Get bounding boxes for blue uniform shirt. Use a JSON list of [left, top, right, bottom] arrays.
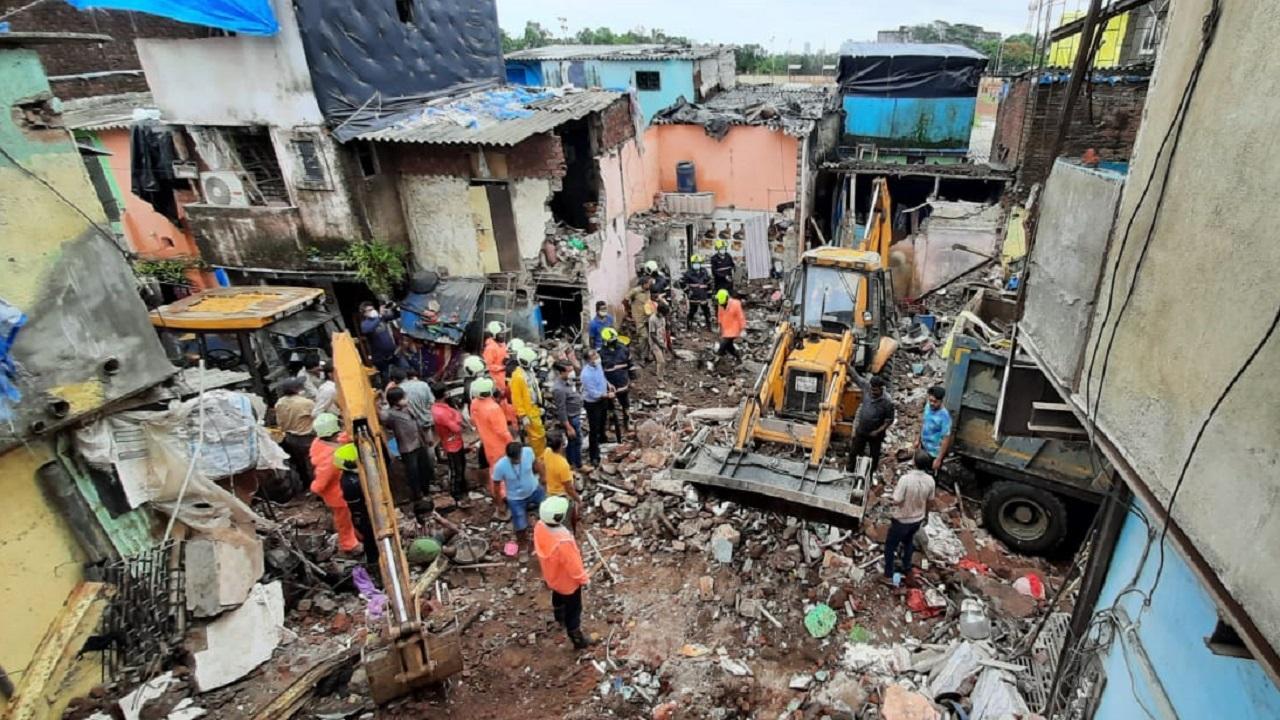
[[492, 446, 539, 501], [921, 404, 952, 458], [588, 314, 614, 349]]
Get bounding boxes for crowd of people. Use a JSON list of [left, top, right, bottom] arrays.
[[271, 244, 954, 649]]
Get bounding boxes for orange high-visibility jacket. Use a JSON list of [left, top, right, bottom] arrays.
[[533, 521, 589, 595], [718, 298, 745, 339], [483, 338, 508, 392], [471, 396, 512, 469]]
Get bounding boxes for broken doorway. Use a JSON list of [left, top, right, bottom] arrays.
[[550, 117, 599, 231], [469, 180, 521, 272], [536, 283, 584, 340]]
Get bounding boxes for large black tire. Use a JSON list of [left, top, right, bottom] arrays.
[[982, 481, 1069, 556]]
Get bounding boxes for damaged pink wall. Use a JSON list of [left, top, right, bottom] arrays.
[[99, 129, 213, 287], [654, 125, 798, 212], [589, 144, 650, 308]]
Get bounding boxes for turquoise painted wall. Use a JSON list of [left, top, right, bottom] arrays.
[[842, 95, 977, 150], [589, 59, 694, 123], [1089, 499, 1280, 719], [506, 57, 696, 124]]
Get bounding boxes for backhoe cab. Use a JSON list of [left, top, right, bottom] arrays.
[[672, 178, 899, 528]]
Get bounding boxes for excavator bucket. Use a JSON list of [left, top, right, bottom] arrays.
[[672, 427, 871, 528], [331, 331, 463, 703]]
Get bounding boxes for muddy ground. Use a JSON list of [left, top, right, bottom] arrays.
[[71, 283, 1070, 720]]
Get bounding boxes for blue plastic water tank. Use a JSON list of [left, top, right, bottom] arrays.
[[676, 161, 697, 193]]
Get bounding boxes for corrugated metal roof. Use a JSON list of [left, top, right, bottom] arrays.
[[838, 42, 987, 60], [356, 88, 623, 146], [506, 44, 724, 62], [62, 92, 155, 131]]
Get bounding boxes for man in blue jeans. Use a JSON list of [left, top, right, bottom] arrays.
[[881, 450, 936, 586], [491, 441, 546, 560]]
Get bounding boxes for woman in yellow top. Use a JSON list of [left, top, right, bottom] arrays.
[[509, 347, 547, 456], [536, 432, 581, 532]]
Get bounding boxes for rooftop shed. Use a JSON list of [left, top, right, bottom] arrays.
[[837, 42, 988, 153]]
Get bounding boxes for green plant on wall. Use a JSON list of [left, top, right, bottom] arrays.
[[342, 241, 406, 298], [133, 258, 204, 287]]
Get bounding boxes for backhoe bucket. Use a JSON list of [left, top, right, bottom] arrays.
[[672, 427, 870, 528], [365, 630, 464, 704]]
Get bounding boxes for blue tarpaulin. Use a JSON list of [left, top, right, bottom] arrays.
[[65, 0, 278, 35]]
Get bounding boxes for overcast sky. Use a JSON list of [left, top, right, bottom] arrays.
[[495, 0, 1046, 52]]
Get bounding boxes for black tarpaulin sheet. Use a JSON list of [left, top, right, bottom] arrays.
[[293, 0, 504, 125], [838, 54, 987, 98]]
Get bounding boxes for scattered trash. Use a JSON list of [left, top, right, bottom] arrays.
[[958, 598, 992, 640], [804, 603, 838, 638], [848, 625, 872, 644], [1014, 572, 1046, 600], [719, 657, 752, 676]]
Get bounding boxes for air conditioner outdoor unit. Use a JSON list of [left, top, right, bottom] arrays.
[[199, 171, 250, 207]]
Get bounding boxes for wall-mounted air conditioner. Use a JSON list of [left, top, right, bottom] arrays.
[[199, 171, 250, 207]]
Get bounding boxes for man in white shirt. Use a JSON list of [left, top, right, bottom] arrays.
[[882, 450, 936, 585]]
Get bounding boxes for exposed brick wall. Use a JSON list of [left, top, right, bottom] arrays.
[[992, 78, 1030, 168], [997, 73, 1150, 197], [0, 2, 207, 98], [392, 132, 566, 180], [598, 98, 635, 151]]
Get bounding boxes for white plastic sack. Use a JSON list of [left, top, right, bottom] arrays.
[[923, 514, 966, 564], [970, 668, 1030, 720], [927, 641, 991, 697], [76, 389, 280, 531]]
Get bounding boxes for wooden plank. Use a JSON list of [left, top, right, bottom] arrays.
[[3, 582, 113, 720], [249, 646, 361, 720]]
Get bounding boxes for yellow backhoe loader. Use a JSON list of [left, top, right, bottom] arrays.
[[672, 178, 899, 528], [331, 331, 463, 703]]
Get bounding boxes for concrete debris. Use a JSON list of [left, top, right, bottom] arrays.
[[686, 406, 739, 423], [788, 673, 813, 690], [842, 643, 913, 676], [698, 575, 715, 601], [719, 658, 752, 676], [922, 514, 966, 564], [117, 672, 179, 720], [709, 523, 741, 563], [646, 469, 686, 496], [881, 683, 941, 720], [185, 523, 264, 618], [189, 581, 285, 692]]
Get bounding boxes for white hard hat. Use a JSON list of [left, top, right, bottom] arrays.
[[486, 320, 506, 335], [539, 495, 570, 525]]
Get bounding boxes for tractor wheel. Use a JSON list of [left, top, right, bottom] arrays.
[[981, 481, 1068, 556]]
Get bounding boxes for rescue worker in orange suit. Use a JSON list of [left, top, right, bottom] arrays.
[[470, 377, 513, 504], [533, 495, 594, 650], [308, 413, 361, 554], [715, 289, 745, 362], [482, 321, 510, 394]]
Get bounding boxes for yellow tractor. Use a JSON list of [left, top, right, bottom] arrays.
[[330, 331, 463, 703], [673, 178, 899, 527]]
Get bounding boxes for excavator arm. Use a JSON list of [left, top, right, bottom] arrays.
[[331, 332, 462, 703]]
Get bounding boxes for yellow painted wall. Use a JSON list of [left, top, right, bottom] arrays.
[[0, 444, 102, 717], [1050, 12, 1130, 68]]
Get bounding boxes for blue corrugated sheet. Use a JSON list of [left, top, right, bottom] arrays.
[[66, 0, 278, 35], [842, 95, 976, 149]]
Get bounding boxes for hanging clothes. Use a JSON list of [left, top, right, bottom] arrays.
[[130, 124, 182, 225]]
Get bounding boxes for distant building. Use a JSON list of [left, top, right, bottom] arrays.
[[504, 44, 736, 123], [837, 42, 988, 161], [877, 22, 1001, 45], [1048, 3, 1168, 68]]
